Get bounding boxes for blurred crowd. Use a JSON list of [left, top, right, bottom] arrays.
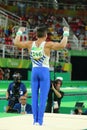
[[0, 1, 87, 74], [0, 67, 10, 80], [0, 11, 87, 51]]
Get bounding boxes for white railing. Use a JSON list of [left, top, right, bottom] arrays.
[[1, 1, 87, 10], [0, 10, 8, 30], [0, 44, 70, 63], [0, 7, 27, 27], [0, 44, 29, 59], [63, 17, 79, 49]]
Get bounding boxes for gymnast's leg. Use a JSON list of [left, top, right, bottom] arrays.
[[31, 68, 39, 124], [38, 67, 50, 125]]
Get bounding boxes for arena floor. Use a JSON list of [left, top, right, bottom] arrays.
[[0, 113, 87, 130]]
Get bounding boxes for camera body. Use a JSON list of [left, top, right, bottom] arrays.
[[50, 79, 62, 89], [50, 80, 56, 89], [13, 72, 21, 83], [12, 82, 20, 97], [9, 81, 20, 108]]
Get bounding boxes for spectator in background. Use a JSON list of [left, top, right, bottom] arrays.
[[45, 77, 64, 113], [4, 68, 10, 80], [66, 42, 71, 50], [0, 67, 4, 80], [6, 72, 27, 112], [55, 63, 62, 72], [13, 96, 32, 114]]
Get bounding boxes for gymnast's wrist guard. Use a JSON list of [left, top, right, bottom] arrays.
[[63, 31, 69, 37], [16, 30, 23, 36]]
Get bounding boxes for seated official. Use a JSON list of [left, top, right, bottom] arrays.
[[13, 96, 32, 114]]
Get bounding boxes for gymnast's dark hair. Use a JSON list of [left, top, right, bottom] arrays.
[[37, 26, 48, 38]]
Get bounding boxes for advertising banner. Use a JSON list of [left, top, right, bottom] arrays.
[[0, 58, 31, 68]]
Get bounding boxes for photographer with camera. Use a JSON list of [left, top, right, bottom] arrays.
[[6, 72, 27, 112], [45, 77, 64, 113]]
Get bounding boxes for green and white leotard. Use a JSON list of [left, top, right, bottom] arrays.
[[30, 41, 49, 68]]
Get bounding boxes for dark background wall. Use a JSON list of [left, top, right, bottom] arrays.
[[71, 56, 87, 80], [3, 68, 28, 80]]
